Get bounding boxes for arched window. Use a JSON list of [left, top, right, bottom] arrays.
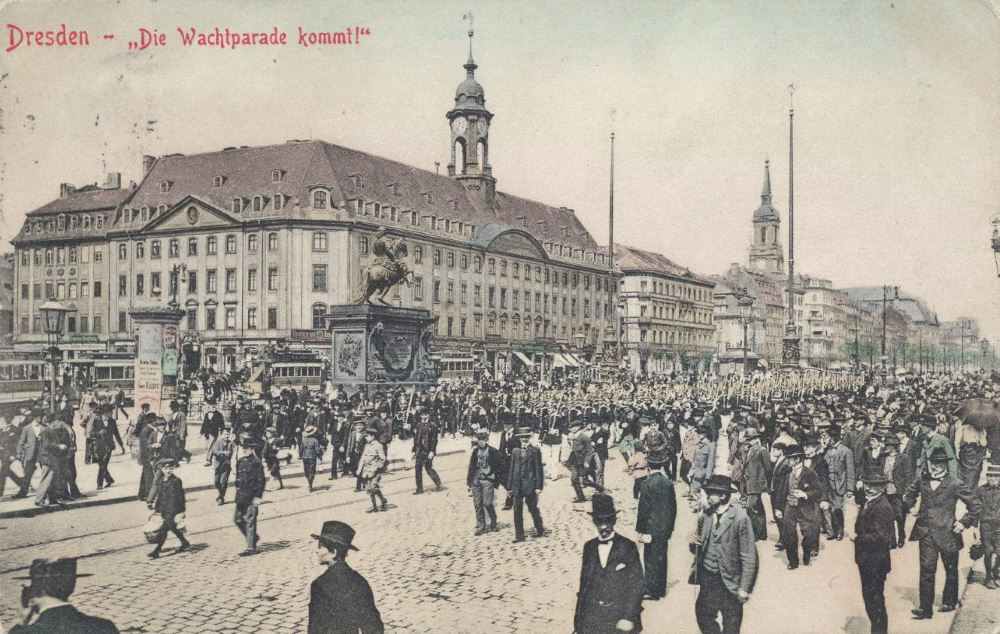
[[82, 215, 91, 229], [454, 138, 467, 174], [312, 190, 328, 209], [274, 194, 284, 210], [267, 232, 278, 251], [232, 198, 243, 213], [252, 196, 264, 212], [95, 216, 103, 229], [761, 227, 766, 243], [312, 303, 327, 329], [477, 139, 487, 167]]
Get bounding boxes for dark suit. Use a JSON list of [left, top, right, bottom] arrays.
[[781, 465, 822, 566], [308, 560, 384, 634], [412, 420, 441, 492], [903, 474, 981, 611], [507, 444, 545, 539], [11, 604, 118, 634], [152, 474, 189, 553], [740, 444, 770, 541], [575, 533, 644, 633], [635, 471, 677, 598], [690, 505, 759, 634], [15, 423, 42, 493], [234, 454, 266, 550], [854, 494, 896, 634]]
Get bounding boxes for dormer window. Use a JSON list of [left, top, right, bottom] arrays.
[[389, 207, 398, 222], [82, 215, 91, 229], [387, 183, 399, 195], [350, 174, 362, 187], [232, 198, 243, 213], [159, 180, 171, 193], [274, 194, 285, 211], [410, 211, 419, 226], [141, 207, 151, 222], [312, 190, 328, 209], [95, 216, 103, 229], [252, 196, 265, 212], [158, 204, 167, 215], [430, 216, 438, 230], [69, 216, 79, 230], [214, 175, 225, 187], [271, 169, 284, 183], [373, 203, 381, 219], [444, 219, 452, 232]]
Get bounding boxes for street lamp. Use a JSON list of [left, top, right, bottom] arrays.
[[573, 331, 586, 385], [39, 300, 74, 413], [738, 295, 754, 376]]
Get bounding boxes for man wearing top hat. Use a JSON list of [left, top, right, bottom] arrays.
[[914, 414, 958, 479], [689, 474, 758, 634], [309, 521, 384, 634], [574, 493, 644, 633], [903, 445, 981, 619], [777, 444, 821, 569], [635, 437, 677, 600], [852, 469, 896, 634], [467, 429, 502, 535], [12, 557, 118, 633], [507, 426, 545, 542]]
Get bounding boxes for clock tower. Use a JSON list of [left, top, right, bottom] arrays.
[[446, 28, 496, 207]]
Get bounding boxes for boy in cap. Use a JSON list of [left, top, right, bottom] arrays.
[[976, 463, 1000, 589], [300, 426, 321, 492], [636, 440, 677, 600], [13, 558, 117, 633], [211, 428, 235, 504], [309, 521, 384, 634], [148, 459, 191, 559], [574, 493, 644, 633], [359, 426, 388, 512]]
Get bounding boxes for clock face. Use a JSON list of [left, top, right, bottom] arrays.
[[477, 119, 488, 134], [452, 118, 468, 134]]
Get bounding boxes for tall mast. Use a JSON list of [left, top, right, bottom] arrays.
[[609, 132, 618, 355]]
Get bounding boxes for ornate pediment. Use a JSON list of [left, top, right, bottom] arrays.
[[139, 196, 239, 234]]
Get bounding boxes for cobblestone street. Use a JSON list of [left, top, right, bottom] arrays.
[[0, 441, 990, 634]]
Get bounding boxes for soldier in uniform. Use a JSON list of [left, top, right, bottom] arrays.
[[234, 435, 266, 556]]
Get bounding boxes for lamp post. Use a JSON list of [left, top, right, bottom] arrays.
[[573, 331, 586, 386], [39, 300, 74, 413], [738, 295, 754, 376]]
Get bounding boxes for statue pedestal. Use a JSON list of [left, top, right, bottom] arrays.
[[327, 305, 438, 390], [130, 306, 184, 417]]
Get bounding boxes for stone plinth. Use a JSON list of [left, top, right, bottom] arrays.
[[327, 304, 438, 388]]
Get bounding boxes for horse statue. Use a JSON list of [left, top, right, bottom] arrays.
[[354, 231, 413, 305]]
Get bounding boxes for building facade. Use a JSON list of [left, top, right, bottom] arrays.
[[12, 40, 612, 378], [616, 244, 715, 376]]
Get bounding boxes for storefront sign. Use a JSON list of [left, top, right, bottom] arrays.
[[291, 329, 328, 343]]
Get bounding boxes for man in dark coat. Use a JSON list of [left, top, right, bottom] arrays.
[[689, 474, 758, 634], [34, 416, 66, 507], [853, 471, 896, 634], [412, 411, 442, 493], [778, 444, 821, 569], [467, 430, 502, 535], [148, 459, 191, 558], [1, 414, 27, 497], [12, 557, 118, 633], [234, 438, 266, 556], [903, 446, 981, 619], [15, 411, 44, 497], [575, 494, 644, 633], [507, 427, 545, 542], [309, 521, 384, 634], [635, 439, 677, 600], [200, 404, 225, 465], [739, 429, 770, 541]]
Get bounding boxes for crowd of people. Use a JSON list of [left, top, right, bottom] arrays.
[[4, 366, 1000, 633]]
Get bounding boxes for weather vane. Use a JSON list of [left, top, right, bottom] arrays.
[[463, 11, 474, 37]]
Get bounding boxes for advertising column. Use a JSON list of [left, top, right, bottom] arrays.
[[130, 306, 184, 418]]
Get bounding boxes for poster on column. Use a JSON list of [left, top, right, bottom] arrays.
[[134, 322, 164, 415]]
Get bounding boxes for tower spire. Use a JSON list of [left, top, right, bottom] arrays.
[[464, 13, 476, 75], [761, 159, 772, 203]]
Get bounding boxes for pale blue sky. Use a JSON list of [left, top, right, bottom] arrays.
[[1, 0, 998, 336]]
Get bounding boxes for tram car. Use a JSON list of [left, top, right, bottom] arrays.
[[0, 351, 50, 413]]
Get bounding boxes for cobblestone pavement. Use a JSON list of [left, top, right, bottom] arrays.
[[0, 446, 984, 634]]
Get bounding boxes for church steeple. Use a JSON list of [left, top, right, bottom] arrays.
[[748, 159, 785, 275], [446, 21, 495, 207]]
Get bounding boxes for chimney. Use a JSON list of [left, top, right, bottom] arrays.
[[104, 172, 121, 189], [142, 155, 156, 176], [59, 183, 76, 198]]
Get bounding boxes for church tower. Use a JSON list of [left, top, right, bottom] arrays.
[[446, 27, 496, 207], [748, 160, 785, 275]]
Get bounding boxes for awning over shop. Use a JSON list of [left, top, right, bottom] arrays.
[[512, 351, 534, 367], [553, 353, 581, 368]]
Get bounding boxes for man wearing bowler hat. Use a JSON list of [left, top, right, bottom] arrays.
[[777, 443, 822, 569], [689, 474, 757, 634], [12, 557, 118, 633], [467, 429, 502, 535], [309, 521, 384, 634], [902, 445, 981, 619], [574, 493, 644, 633], [852, 469, 896, 634], [635, 436, 677, 600], [507, 426, 545, 542]]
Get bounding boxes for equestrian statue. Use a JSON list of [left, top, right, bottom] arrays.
[[354, 227, 413, 305]]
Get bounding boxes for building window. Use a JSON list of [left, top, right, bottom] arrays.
[[118, 312, 127, 332], [474, 285, 482, 307], [135, 274, 144, 296], [513, 262, 519, 278], [433, 280, 441, 304], [247, 307, 257, 329], [34, 249, 42, 265], [33, 283, 41, 299], [268, 267, 279, 290], [169, 239, 179, 258], [207, 270, 217, 293], [460, 283, 467, 305], [413, 277, 423, 301], [312, 190, 328, 209], [247, 269, 258, 291], [225, 307, 236, 329], [225, 269, 237, 293], [447, 281, 454, 303], [20, 251, 29, 266], [151, 273, 161, 295], [513, 289, 519, 310], [207, 236, 217, 255], [312, 264, 328, 292], [460, 318, 467, 337], [488, 286, 495, 308], [186, 309, 197, 329], [414, 246, 423, 264], [232, 198, 243, 213], [312, 304, 327, 329], [433, 249, 442, 266], [267, 307, 278, 329], [94, 247, 103, 262], [225, 235, 237, 254], [118, 275, 127, 297], [134, 242, 144, 259], [312, 232, 328, 251], [271, 169, 283, 182], [93, 316, 102, 334], [187, 271, 198, 294], [489, 258, 496, 275], [447, 317, 454, 337], [20, 284, 28, 300], [150, 240, 160, 259], [268, 232, 278, 251], [501, 260, 507, 277], [474, 256, 483, 273], [206, 307, 216, 330], [252, 196, 264, 212], [447, 252, 455, 268], [188, 237, 198, 256], [56, 248, 66, 265], [247, 234, 258, 252], [94, 281, 102, 297], [461, 254, 468, 270], [500, 288, 507, 309], [214, 175, 225, 187], [68, 247, 77, 264], [360, 237, 369, 254]]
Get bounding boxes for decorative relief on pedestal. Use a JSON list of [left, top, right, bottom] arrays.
[[336, 333, 363, 377]]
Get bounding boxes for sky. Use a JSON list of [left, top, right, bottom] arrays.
[[1, 0, 998, 337]]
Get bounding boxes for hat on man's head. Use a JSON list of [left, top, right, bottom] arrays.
[[303, 425, 317, 437], [14, 557, 93, 587], [141, 402, 151, 410], [927, 446, 952, 463], [475, 429, 490, 440], [364, 425, 379, 435], [587, 493, 618, 520], [703, 474, 738, 494], [157, 458, 179, 468], [783, 444, 805, 459], [861, 469, 889, 485], [311, 521, 359, 551], [514, 426, 533, 439]]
